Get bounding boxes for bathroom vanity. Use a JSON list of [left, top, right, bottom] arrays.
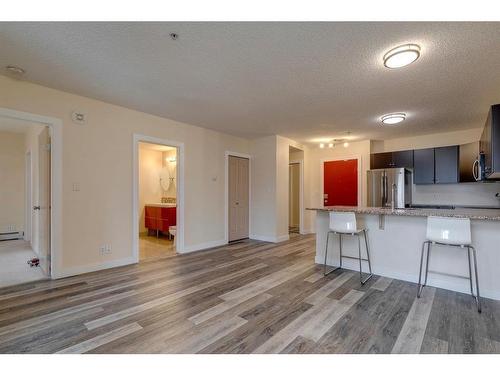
[[145, 204, 176, 235]]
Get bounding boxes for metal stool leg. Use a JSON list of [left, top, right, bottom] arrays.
[[469, 246, 482, 313], [417, 241, 430, 297], [324, 231, 340, 276], [357, 232, 373, 285], [339, 234, 343, 269], [363, 229, 373, 275]]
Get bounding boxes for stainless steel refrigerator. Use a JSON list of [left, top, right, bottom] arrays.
[[367, 168, 412, 208]]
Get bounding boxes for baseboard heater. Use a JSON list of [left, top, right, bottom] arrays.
[[0, 231, 24, 241]]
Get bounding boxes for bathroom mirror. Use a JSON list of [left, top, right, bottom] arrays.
[[159, 167, 171, 191]]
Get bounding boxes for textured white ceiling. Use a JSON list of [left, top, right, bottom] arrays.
[[1, 22, 499, 144]]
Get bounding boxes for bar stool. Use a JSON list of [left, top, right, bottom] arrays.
[[323, 211, 373, 284], [417, 216, 481, 313]]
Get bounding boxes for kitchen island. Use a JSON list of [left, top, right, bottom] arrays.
[[308, 206, 500, 300]]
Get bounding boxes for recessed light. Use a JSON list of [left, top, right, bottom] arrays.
[[381, 113, 406, 125], [383, 44, 420, 69], [5, 65, 25, 75]]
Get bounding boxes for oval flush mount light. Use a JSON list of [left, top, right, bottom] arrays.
[[381, 113, 406, 125], [383, 44, 421, 69]]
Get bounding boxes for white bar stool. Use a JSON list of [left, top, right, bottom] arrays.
[[323, 211, 373, 284], [417, 216, 481, 313]]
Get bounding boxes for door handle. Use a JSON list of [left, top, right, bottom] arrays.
[[33, 206, 41, 210]]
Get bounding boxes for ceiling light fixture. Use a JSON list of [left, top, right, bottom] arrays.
[[381, 113, 406, 125], [5, 65, 25, 75], [383, 44, 421, 69]]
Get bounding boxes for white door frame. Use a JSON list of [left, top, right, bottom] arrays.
[[132, 134, 185, 260], [0, 107, 63, 279], [24, 151, 32, 242], [320, 155, 363, 207], [289, 160, 305, 234], [224, 151, 251, 243]]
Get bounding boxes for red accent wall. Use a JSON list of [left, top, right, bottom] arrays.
[[323, 159, 358, 206]]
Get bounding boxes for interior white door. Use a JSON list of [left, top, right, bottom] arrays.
[[228, 156, 249, 242], [37, 127, 51, 275], [289, 163, 300, 228]]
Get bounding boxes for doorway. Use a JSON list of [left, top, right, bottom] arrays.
[[137, 141, 178, 261], [0, 116, 51, 287], [227, 154, 250, 242], [289, 163, 300, 234], [323, 158, 359, 206], [133, 134, 184, 261]]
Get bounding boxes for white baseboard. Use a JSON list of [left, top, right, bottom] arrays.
[[53, 256, 137, 279], [250, 234, 289, 243], [181, 239, 227, 253]]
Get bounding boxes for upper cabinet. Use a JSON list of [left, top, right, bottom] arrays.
[[372, 146, 460, 184], [413, 148, 435, 184], [392, 150, 414, 168], [434, 146, 459, 184], [370, 150, 414, 169], [413, 145, 459, 184]]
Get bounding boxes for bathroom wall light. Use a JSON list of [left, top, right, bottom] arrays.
[[343, 142, 349, 148], [383, 44, 421, 69], [328, 143, 334, 148], [381, 113, 406, 125], [319, 143, 325, 149]]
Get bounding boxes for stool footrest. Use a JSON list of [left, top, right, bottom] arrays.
[[341, 255, 370, 262]]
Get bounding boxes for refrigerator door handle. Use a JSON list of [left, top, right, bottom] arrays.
[[473, 159, 479, 181], [382, 174, 387, 206]]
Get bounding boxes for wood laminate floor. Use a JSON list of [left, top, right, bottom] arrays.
[[0, 234, 499, 354]]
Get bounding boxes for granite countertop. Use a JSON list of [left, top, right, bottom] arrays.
[[307, 206, 500, 221]]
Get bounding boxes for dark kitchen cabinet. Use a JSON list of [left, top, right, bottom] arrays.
[[434, 145, 459, 183], [414, 148, 435, 184], [370, 150, 413, 169], [370, 152, 393, 169], [392, 150, 414, 168]]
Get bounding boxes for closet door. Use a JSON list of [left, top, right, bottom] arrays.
[[228, 156, 249, 242]]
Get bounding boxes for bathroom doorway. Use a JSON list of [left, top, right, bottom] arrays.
[[0, 116, 52, 287], [133, 135, 184, 262]]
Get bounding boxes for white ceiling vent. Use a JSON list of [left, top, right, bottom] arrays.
[[71, 111, 86, 125]]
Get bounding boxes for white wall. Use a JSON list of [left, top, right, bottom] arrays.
[[371, 128, 483, 153], [0, 75, 250, 275], [249, 136, 278, 241], [138, 147, 164, 233], [0, 131, 25, 234]]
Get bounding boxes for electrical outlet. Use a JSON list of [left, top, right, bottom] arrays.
[[99, 244, 112, 255]]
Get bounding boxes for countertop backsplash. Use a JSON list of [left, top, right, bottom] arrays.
[[412, 181, 500, 208]]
